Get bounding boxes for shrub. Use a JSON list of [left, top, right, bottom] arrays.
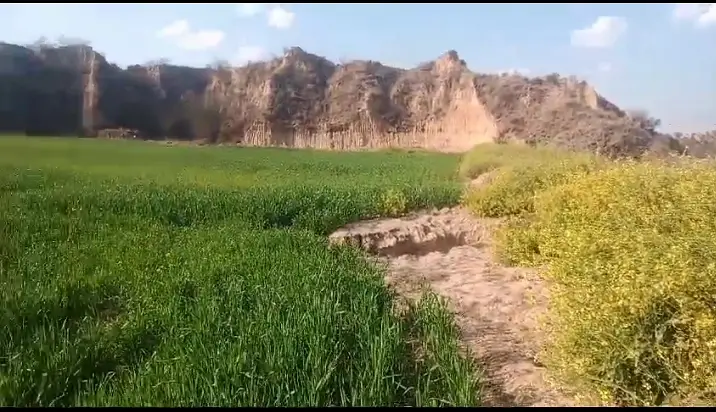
[[462, 143, 716, 405], [463, 154, 602, 218], [379, 188, 409, 217], [458, 143, 548, 180], [492, 217, 542, 267], [521, 162, 716, 405]]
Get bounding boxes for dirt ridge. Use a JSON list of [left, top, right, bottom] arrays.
[[0, 42, 668, 156], [329, 206, 575, 406]]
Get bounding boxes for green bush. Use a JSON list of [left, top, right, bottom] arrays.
[[461, 143, 716, 405], [459, 143, 542, 179], [492, 216, 543, 267], [379, 188, 409, 217], [507, 162, 716, 405]]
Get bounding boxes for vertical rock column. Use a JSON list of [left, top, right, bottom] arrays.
[[81, 48, 99, 136]]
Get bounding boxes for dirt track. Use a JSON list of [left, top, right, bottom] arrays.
[[329, 207, 574, 406]]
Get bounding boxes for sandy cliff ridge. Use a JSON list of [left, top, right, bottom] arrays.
[[0, 42, 674, 157], [206, 47, 654, 156]]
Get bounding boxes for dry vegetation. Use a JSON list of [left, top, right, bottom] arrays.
[[462, 143, 716, 406]]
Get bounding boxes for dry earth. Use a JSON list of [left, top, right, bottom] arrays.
[[329, 206, 574, 406]]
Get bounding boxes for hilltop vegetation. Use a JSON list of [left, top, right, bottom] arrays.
[[0, 136, 479, 406], [462, 144, 716, 406]]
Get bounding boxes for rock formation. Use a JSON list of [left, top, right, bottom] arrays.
[[0, 42, 212, 140], [0, 42, 685, 157]]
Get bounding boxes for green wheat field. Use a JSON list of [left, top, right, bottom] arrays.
[[0, 136, 481, 407]]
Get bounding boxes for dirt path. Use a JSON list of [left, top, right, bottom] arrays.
[[329, 207, 574, 406]]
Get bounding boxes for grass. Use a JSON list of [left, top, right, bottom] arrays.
[[461, 143, 716, 406], [0, 136, 481, 407]]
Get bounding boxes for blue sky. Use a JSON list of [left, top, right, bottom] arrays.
[[1, 3, 714, 133]]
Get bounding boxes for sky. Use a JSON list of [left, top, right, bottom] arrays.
[[0, 3, 714, 133]]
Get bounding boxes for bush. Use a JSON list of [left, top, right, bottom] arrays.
[[461, 143, 716, 405], [380, 188, 409, 217], [492, 216, 542, 267], [512, 162, 716, 405], [463, 153, 602, 218], [458, 143, 555, 180]]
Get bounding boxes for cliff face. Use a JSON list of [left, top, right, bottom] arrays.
[[206, 47, 655, 156], [0, 42, 213, 140], [0, 43, 668, 156], [206, 48, 498, 152]]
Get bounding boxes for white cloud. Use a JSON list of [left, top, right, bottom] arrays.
[[267, 5, 295, 29], [571, 16, 628, 48], [233, 45, 270, 65], [597, 62, 612, 73], [237, 3, 296, 30], [157, 19, 224, 51], [237, 3, 267, 17], [704, 6, 716, 25], [673, 3, 716, 28], [157, 20, 189, 38]]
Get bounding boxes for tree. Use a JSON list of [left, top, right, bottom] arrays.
[[628, 109, 661, 133], [207, 59, 231, 71], [145, 58, 171, 67]]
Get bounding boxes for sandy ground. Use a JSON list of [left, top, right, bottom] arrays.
[[329, 207, 574, 406]]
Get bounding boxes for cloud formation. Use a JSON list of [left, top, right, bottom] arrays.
[[571, 16, 627, 48], [673, 3, 716, 28], [157, 19, 224, 50], [267, 6, 295, 29], [237, 3, 295, 30], [157, 20, 189, 38]]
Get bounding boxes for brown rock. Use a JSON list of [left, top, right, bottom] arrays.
[[0, 43, 674, 157]]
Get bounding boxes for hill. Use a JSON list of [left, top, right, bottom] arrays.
[[0, 42, 684, 156]]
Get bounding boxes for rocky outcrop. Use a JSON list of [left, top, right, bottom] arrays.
[[0, 42, 213, 140], [677, 130, 716, 158], [0, 42, 673, 157]]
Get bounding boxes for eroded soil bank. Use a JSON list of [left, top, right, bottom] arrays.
[[329, 207, 574, 406]]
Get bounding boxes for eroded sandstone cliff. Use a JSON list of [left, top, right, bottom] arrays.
[[0, 42, 213, 140], [0, 42, 679, 157]]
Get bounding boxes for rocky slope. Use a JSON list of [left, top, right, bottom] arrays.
[[675, 130, 716, 158], [0, 42, 682, 157], [0, 42, 213, 140]]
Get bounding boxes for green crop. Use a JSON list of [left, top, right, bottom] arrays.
[[0, 136, 480, 407]]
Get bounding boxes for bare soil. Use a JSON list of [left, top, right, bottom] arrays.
[[329, 207, 575, 406]]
